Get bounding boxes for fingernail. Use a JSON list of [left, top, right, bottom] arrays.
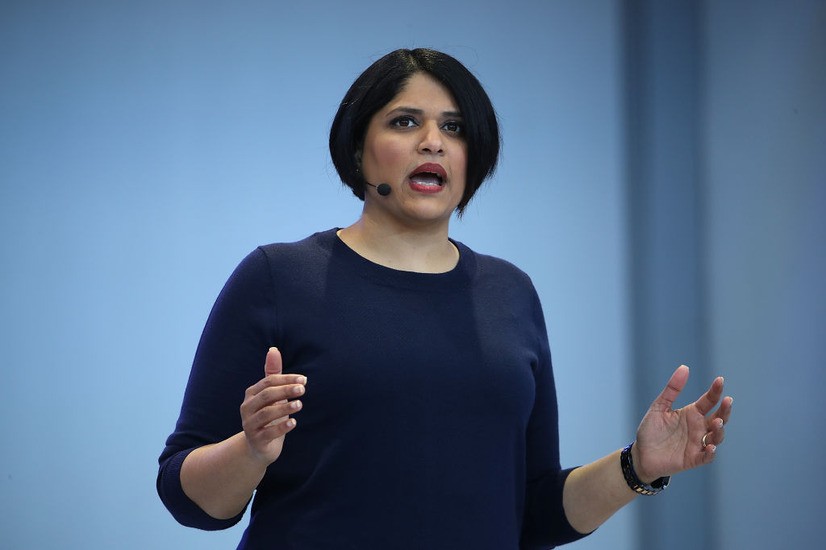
[[297, 376, 307, 385]]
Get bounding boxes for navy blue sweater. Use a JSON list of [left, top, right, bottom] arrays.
[[158, 229, 586, 549]]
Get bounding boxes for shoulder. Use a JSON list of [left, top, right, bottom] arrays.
[[458, 242, 550, 342], [258, 228, 337, 258], [457, 240, 536, 290], [219, 229, 338, 293], [253, 228, 338, 271]]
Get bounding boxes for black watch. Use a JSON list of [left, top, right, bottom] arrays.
[[620, 443, 670, 495]]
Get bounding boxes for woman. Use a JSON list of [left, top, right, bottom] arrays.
[[158, 48, 733, 549]]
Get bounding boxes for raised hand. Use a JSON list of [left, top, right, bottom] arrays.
[[240, 347, 307, 466], [632, 365, 733, 483]]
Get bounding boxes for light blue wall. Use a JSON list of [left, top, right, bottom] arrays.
[[704, 1, 826, 548], [4, 1, 821, 549], [622, 2, 716, 547], [0, 1, 631, 549]]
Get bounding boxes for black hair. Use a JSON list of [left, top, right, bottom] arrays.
[[329, 48, 500, 214]]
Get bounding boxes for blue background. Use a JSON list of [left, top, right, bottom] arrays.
[[1, 1, 823, 549]]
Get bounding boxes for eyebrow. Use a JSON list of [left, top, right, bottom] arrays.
[[386, 107, 463, 118]]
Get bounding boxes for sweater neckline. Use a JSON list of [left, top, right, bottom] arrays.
[[320, 228, 476, 291]]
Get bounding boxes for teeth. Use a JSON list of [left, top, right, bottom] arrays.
[[411, 172, 443, 186]]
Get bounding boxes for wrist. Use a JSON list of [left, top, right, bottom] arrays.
[[620, 443, 669, 496], [629, 441, 655, 484], [239, 432, 277, 471]]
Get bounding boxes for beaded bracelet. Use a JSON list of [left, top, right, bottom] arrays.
[[620, 443, 670, 495]]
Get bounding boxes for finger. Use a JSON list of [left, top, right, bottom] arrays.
[[694, 376, 724, 416], [242, 382, 306, 420], [699, 397, 730, 455], [702, 444, 717, 463], [245, 398, 303, 432], [245, 374, 307, 401], [264, 347, 283, 377], [261, 382, 306, 406], [713, 424, 725, 446], [249, 413, 299, 441], [259, 399, 304, 429], [262, 416, 298, 436], [699, 433, 718, 460], [703, 417, 725, 446], [714, 396, 734, 425], [255, 382, 306, 406], [649, 365, 689, 413]]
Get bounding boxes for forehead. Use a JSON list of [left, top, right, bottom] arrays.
[[383, 72, 460, 113]]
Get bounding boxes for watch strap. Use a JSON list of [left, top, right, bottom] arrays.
[[620, 443, 670, 496]]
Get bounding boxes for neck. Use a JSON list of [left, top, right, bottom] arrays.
[[337, 217, 459, 274]]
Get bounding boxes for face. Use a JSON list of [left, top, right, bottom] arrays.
[[359, 72, 467, 230]]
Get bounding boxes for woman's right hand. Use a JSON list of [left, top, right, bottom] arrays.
[[240, 347, 306, 466]]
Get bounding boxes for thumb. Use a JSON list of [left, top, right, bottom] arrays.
[[264, 347, 283, 377], [649, 364, 689, 413]]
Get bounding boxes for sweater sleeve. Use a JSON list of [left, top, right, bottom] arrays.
[[519, 287, 590, 549], [157, 248, 278, 530]]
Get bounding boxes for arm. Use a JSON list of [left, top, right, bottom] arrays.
[[562, 365, 733, 534], [180, 347, 306, 520], [561, 449, 635, 534]]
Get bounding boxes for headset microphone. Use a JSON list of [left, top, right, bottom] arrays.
[[365, 181, 392, 196]]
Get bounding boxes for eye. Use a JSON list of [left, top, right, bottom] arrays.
[[390, 115, 418, 128], [442, 120, 463, 134]]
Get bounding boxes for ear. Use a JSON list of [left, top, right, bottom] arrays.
[[354, 149, 362, 168]]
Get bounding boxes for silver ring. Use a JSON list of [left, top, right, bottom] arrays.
[[702, 433, 709, 448]]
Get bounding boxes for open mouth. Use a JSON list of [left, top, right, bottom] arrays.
[[409, 172, 444, 187], [408, 163, 447, 187]]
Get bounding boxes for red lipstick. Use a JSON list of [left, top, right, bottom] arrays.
[[408, 163, 447, 194]]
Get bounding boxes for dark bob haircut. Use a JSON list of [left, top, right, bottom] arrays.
[[329, 48, 500, 214]]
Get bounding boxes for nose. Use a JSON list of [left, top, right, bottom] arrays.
[[417, 122, 444, 154]]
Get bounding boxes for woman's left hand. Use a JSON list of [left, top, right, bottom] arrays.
[[631, 365, 733, 483]]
